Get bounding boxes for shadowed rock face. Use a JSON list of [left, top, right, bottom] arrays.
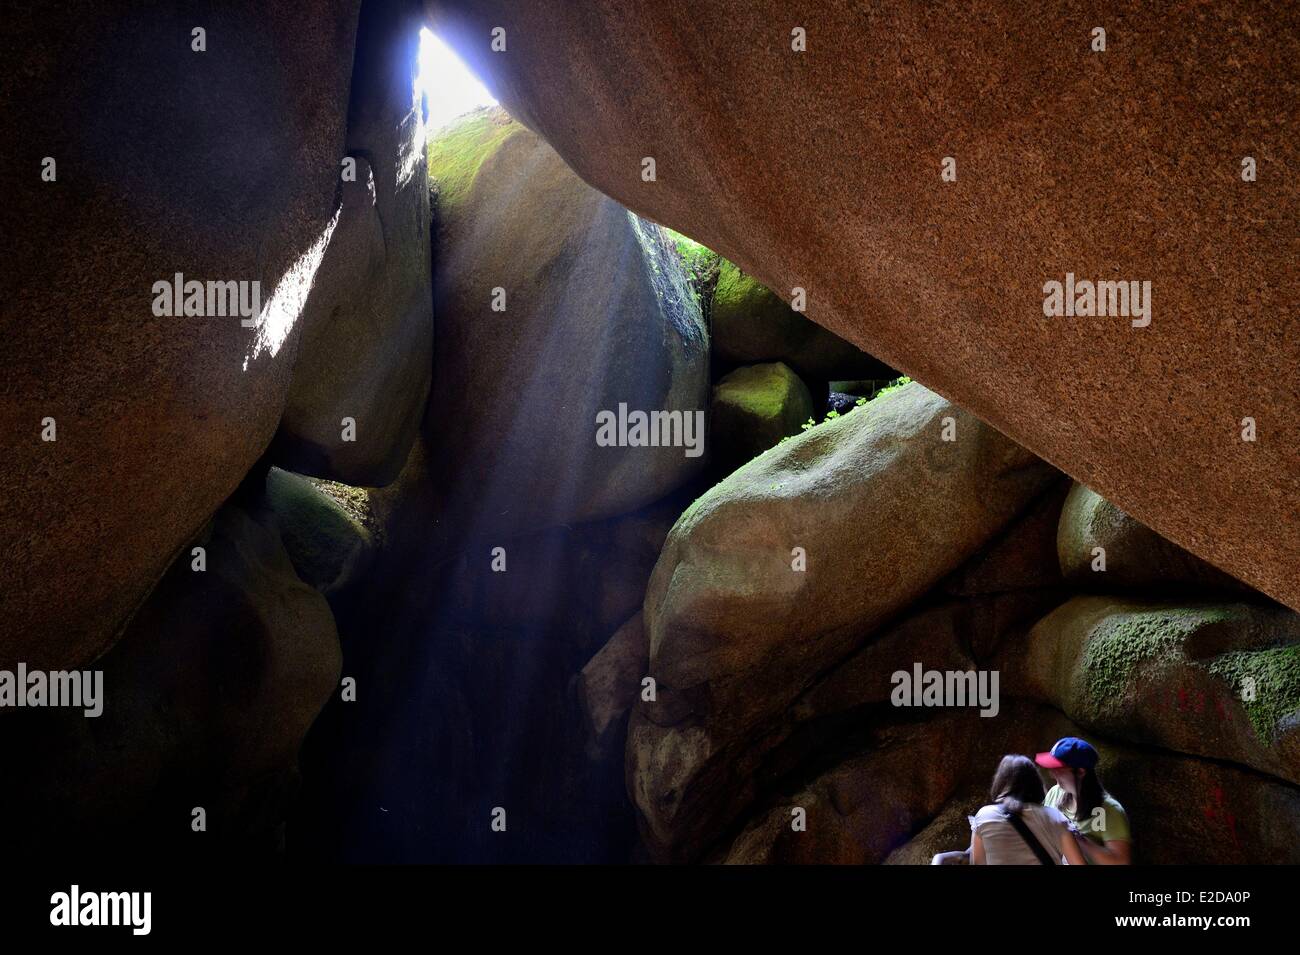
[[273, 0, 434, 486], [0, 497, 341, 858], [294, 489, 694, 863], [710, 260, 894, 382], [0, 1, 362, 668], [426, 0, 1300, 611], [1057, 483, 1252, 594]]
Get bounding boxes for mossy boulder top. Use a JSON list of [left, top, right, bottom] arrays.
[[265, 467, 373, 596], [709, 362, 814, 475], [710, 259, 893, 382], [1002, 596, 1300, 788], [427, 106, 520, 225]]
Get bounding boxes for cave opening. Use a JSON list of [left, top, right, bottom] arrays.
[[414, 26, 496, 136]]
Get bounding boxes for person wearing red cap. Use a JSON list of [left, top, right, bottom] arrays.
[[1035, 737, 1132, 865]]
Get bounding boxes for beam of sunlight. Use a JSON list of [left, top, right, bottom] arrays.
[[416, 27, 497, 136], [242, 208, 341, 372], [397, 109, 423, 190]]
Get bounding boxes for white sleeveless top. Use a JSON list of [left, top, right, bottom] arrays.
[[970, 803, 1071, 865]]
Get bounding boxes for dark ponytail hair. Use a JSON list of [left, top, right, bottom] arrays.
[[1075, 765, 1110, 827], [990, 755, 1045, 815]]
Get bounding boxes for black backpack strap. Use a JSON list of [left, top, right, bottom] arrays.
[[1000, 808, 1058, 865]]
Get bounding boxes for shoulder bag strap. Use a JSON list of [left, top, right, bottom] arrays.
[[1000, 808, 1058, 865]]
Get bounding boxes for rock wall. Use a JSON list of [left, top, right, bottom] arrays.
[[621, 382, 1298, 864], [631, 382, 1058, 860], [0, 491, 341, 857], [274, 0, 434, 486], [0, 0, 434, 858], [1, 0, 362, 669], [399, 108, 709, 550]]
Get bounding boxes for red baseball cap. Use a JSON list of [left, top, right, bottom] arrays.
[[1035, 737, 1098, 770]]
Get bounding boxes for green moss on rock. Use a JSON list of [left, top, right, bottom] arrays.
[[715, 364, 799, 420], [427, 107, 518, 216], [308, 477, 375, 534], [709, 259, 892, 381], [664, 228, 719, 287], [712, 259, 785, 326], [627, 214, 706, 342], [1082, 608, 1230, 699], [710, 362, 814, 475], [1207, 645, 1300, 743], [266, 468, 372, 593]]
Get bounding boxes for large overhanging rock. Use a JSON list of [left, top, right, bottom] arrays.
[[630, 382, 1057, 860], [426, 0, 1300, 611], [0, 2, 361, 668]]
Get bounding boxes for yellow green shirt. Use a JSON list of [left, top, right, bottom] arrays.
[[1045, 785, 1130, 846]]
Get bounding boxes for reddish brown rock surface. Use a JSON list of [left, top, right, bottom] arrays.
[[427, 0, 1300, 610], [0, 2, 361, 668]]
